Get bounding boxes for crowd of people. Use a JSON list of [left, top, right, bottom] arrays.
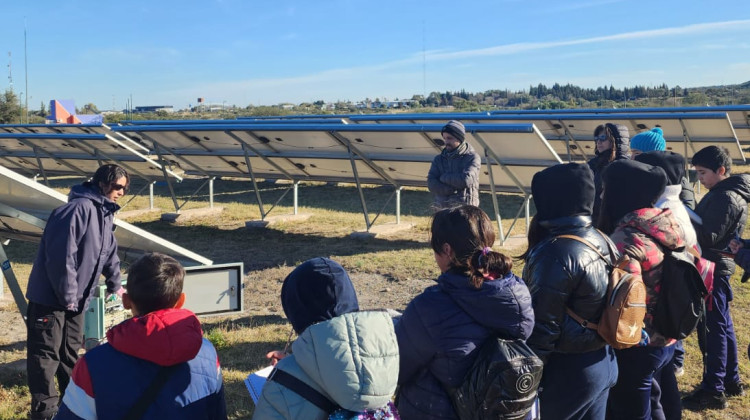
[[22, 118, 750, 419]]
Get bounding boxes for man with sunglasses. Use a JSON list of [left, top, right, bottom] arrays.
[[25, 164, 129, 420]]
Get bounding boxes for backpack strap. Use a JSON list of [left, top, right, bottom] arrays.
[[555, 232, 617, 332], [267, 368, 339, 414], [122, 364, 179, 420]]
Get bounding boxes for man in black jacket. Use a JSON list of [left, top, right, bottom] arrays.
[[682, 146, 750, 411]]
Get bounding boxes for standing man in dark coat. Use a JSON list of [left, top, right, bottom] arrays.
[[25, 164, 129, 420], [427, 120, 481, 209]]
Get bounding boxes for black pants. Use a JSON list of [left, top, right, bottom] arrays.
[[26, 302, 85, 420]]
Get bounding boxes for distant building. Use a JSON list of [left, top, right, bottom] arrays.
[[129, 105, 174, 113], [46, 100, 103, 125]]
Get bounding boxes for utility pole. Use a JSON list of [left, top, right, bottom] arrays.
[[24, 18, 29, 123]]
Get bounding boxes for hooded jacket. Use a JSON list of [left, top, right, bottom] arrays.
[[655, 185, 698, 251], [693, 174, 750, 277], [588, 124, 630, 224], [55, 308, 227, 419], [609, 208, 685, 346], [252, 310, 400, 420], [395, 270, 534, 420], [26, 183, 121, 312], [427, 142, 481, 208], [522, 216, 612, 362]]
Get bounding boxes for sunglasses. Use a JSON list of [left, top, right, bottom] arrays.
[[594, 135, 609, 143], [110, 183, 128, 192]]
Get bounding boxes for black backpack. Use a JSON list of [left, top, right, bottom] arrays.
[[444, 337, 543, 420], [652, 248, 709, 339]]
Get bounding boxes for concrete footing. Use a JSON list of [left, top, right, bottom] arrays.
[[350, 222, 415, 239], [161, 207, 225, 223], [495, 235, 528, 251], [246, 213, 312, 228]]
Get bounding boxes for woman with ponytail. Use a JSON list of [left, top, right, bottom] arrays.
[[395, 205, 534, 420]]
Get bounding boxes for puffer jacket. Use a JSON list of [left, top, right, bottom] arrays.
[[427, 141, 481, 208], [656, 185, 698, 251], [395, 270, 534, 420], [694, 174, 750, 277], [588, 125, 630, 224], [55, 308, 226, 419], [609, 208, 685, 346], [522, 215, 612, 362], [253, 310, 399, 420], [26, 183, 121, 312]]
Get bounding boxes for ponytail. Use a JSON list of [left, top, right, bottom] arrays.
[[468, 247, 513, 288]]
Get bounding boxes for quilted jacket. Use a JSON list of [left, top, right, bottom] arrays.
[[427, 142, 481, 208], [252, 310, 399, 420]]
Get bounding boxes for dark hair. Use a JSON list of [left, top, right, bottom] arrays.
[[519, 216, 550, 261], [92, 164, 130, 189], [126, 252, 185, 315], [593, 124, 616, 163], [692, 145, 731, 174], [430, 205, 512, 288]]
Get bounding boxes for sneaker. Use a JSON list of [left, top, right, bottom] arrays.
[[674, 366, 685, 377], [682, 388, 728, 410], [725, 381, 746, 397]]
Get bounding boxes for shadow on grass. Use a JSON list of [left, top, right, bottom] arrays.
[[44, 177, 528, 221], [127, 222, 429, 270]]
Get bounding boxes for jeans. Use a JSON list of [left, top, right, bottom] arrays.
[[539, 346, 618, 420], [698, 273, 740, 392], [608, 345, 675, 420]]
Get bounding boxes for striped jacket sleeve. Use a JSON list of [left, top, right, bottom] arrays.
[[55, 357, 97, 420]]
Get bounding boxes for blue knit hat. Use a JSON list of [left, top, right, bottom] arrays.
[[630, 127, 666, 152]]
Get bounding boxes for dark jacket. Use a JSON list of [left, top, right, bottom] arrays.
[[693, 174, 750, 277], [522, 215, 612, 362], [395, 270, 534, 420], [427, 142, 481, 208], [55, 308, 227, 419], [26, 183, 121, 312], [588, 131, 630, 225]]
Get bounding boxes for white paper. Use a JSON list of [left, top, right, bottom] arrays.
[[245, 365, 274, 404]]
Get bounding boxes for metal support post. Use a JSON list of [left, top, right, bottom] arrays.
[[0, 242, 28, 320], [209, 177, 215, 209], [396, 187, 402, 225], [293, 181, 299, 215], [525, 194, 531, 233], [149, 182, 155, 209]]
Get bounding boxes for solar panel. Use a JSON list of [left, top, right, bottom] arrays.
[[0, 132, 182, 182], [348, 112, 743, 163], [0, 163, 211, 266]]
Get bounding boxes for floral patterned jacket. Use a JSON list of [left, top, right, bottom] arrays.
[[609, 207, 685, 346]]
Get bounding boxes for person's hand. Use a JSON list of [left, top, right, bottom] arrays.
[[106, 287, 125, 302], [266, 350, 287, 366], [735, 249, 750, 272], [729, 239, 743, 254], [66, 303, 78, 312]]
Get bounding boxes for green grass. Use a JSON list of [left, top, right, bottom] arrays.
[[2, 175, 749, 419]]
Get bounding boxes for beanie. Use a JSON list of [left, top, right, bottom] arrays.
[[441, 120, 466, 143], [281, 257, 359, 334], [601, 160, 667, 224], [532, 163, 595, 221], [634, 151, 686, 186], [630, 127, 666, 152]]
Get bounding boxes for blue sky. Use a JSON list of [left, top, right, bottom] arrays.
[[2, 0, 749, 110]]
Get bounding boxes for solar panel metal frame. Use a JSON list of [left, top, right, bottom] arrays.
[[112, 122, 560, 235]]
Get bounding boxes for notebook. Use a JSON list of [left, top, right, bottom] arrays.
[[245, 365, 274, 404]]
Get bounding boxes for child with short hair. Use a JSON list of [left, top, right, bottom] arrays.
[[55, 253, 227, 419], [682, 146, 750, 411]]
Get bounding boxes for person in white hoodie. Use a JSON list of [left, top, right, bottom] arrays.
[[635, 151, 698, 251]]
